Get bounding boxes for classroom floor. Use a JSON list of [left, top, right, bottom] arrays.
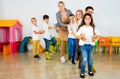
[[0, 52, 120, 79]]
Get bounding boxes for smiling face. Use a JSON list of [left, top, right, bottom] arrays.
[[76, 11, 83, 20], [86, 9, 94, 15], [31, 18, 37, 26], [44, 19, 49, 24], [84, 15, 91, 25], [58, 1, 65, 11], [69, 15, 75, 23]]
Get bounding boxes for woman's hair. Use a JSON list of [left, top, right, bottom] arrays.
[[77, 13, 95, 31], [58, 1, 65, 6]]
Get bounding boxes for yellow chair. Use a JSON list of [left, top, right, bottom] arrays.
[[109, 36, 120, 54]]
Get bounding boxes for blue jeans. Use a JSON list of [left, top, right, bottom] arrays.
[[44, 37, 56, 51], [80, 44, 94, 73], [68, 38, 76, 61]]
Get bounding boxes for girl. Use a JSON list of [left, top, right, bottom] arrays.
[[75, 10, 83, 68], [76, 13, 100, 78], [75, 10, 83, 25]]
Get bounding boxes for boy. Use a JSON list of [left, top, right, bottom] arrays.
[[31, 17, 45, 59], [42, 15, 57, 60], [85, 6, 94, 14], [68, 14, 78, 64]]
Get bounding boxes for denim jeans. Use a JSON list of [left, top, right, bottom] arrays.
[[44, 37, 56, 51], [80, 44, 94, 73], [68, 38, 76, 61]]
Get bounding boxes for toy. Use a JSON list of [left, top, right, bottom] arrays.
[[20, 36, 32, 52], [0, 20, 22, 54]]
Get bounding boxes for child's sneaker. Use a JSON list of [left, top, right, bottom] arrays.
[[35, 55, 39, 58], [80, 73, 85, 78], [71, 60, 75, 64], [34, 55, 40, 60], [45, 51, 52, 60], [88, 72, 94, 76], [34, 55, 37, 58], [68, 54, 71, 60]]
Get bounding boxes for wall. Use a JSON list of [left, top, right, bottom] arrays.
[[0, 0, 4, 18], [2, 0, 120, 46]]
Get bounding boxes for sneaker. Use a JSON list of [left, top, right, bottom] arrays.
[[34, 55, 37, 58], [34, 55, 40, 60], [68, 54, 71, 60], [45, 51, 52, 60], [60, 56, 66, 63], [88, 72, 94, 76], [71, 60, 75, 64], [36, 55, 40, 58], [80, 73, 85, 78]]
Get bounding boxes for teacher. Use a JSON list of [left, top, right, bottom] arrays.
[[56, 1, 72, 63]]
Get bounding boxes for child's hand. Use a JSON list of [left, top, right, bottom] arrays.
[[66, 24, 69, 28], [71, 32, 76, 36], [91, 35, 99, 42], [54, 27, 59, 30], [53, 24, 56, 27], [39, 30, 45, 34], [81, 33, 86, 41]]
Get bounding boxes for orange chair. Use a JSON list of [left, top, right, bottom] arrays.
[[39, 44, 44, 55], [98, 37, 110, 55]]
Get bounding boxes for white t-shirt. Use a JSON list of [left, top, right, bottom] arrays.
[[76, 25, 100, 45], [32, 25, 41, 40], [68, 23, 78, 38], [77, 19, 82, 25], [42, 22, 51, 40]]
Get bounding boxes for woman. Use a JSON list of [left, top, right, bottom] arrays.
[[56, 1, 72, 63]]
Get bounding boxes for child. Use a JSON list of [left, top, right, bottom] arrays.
[[85, 6, 96, 73], [31, 17, 45, 59], [75, 10, 83, 25], [42, 15, 57, 60], [68, 14, 78, 64], [75, 10, 83, 68], [76, 13, 100, 78], [85, 6, 94, 14]]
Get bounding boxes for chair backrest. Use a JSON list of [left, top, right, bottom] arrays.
[[99, 37, 110, 46], [111, 37, 120, 46]]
